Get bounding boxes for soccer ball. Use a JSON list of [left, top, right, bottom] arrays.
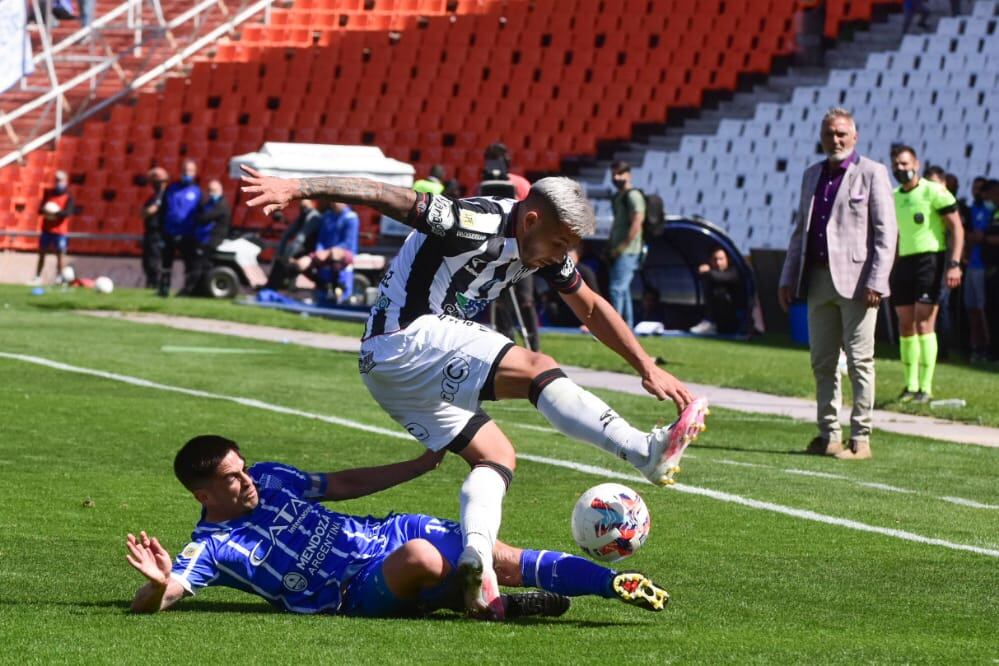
[[571, 483, 651, 563], [94, 276, 114, 294]]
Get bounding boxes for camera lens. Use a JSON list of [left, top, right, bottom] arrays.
[[914, 212, 925, 224]]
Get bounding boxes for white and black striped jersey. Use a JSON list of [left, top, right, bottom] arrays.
[[364, 192, 583, 338]]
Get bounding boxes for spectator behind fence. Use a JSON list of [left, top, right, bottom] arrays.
[[158, 159, 202, 297], [689, 246, 744, 336], [315, 202, 359, 304], [184, 179, 232, 296], [141, 167, 168, 289], [608, 160, 645, 329], [413, 164, 447, 195], [778, 107, 896, 461], [966, 177, 992, 361], [32, 170, 75, 285], [889, 145, 964, 404], [266, 200, 322, 290]]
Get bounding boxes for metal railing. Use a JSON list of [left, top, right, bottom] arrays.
[[1, 0, 274, 169]]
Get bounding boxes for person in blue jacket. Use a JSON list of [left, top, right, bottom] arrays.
[[158, 159, 202, 297], [315, 202, 360, 304]]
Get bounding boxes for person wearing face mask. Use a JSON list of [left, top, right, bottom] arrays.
[[779, 108, 897, 461], [32, 170, 75, 285], [182, 179, 232, 296], [965, 176, 992, 362], [889, 145, 964, 404], [158, 159, 202, 297], [607, 160, 645, 330], [141, 167, 169, 289]]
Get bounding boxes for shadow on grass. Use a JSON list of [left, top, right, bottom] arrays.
[[1, 599, 641, 626]]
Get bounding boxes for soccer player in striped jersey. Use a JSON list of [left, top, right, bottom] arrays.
[[126, 436, 668, 617], [240, 166, 707, 619]]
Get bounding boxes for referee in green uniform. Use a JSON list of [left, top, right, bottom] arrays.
[[889, 145, 964, 403]]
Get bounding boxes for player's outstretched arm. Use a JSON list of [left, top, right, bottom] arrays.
[[125, 532, 186, 613], [240, 165, 417, 220], [561, 281, 693, 410], [321, 449, 446, 501]]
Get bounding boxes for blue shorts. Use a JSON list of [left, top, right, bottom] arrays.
[[340, 513, 464, 617], [39, 232, 67, 253]]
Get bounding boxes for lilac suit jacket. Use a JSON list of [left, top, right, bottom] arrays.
[[779, 154, 898, 300]]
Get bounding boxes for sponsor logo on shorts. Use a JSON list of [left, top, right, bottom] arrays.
[[453, 292, 489, 319], [456, 230, 488, 241], [405, 422, 430, 441], [282, 572, 308, 593], [441, 352, 472, 402], [358, 351, 376, 375], [427, 197, 455, 236]]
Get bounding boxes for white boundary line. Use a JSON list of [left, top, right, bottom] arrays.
[[500, 420, 999, 511], [3, 351, 997, 559]]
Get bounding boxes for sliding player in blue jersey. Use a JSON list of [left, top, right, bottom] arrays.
[[126, 435, 668, 619]]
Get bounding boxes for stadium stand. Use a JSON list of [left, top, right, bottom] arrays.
[[587, 0, 997, 252], [6, 0, 985, 261]]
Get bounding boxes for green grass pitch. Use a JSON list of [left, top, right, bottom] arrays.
[[0, 286, 996, 663]]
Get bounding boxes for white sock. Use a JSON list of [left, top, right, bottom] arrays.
[[459, 466, 506, 568], [535, 377, 650, 467]]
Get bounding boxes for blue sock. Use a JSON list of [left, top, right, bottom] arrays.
[[520, 549, 616, 598]]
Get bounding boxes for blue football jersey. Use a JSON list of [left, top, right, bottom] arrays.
[[170, 462, 406, 614]]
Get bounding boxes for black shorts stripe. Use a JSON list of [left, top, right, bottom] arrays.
[[478, 341, 515, 402], [445, 408, 492, 454]]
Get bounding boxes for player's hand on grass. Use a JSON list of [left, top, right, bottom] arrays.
[[240, 165, 299, 215], [641, 365, 694, 411], [126, 531, 172, 587]]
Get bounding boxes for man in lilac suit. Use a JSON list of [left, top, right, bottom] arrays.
[[779, 108, 897, 460]]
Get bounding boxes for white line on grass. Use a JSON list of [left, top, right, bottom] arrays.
[[161, 346, 275, 354], [516, 454, 999, 559], [501, 421, 997, 510], [3, 351, 998, 557]]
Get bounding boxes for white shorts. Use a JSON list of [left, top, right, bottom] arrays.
[[359, 314, 515, 452]]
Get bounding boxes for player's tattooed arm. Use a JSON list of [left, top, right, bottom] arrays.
[[240, 165, 416, 220]]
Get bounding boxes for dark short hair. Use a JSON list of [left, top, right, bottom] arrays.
[[924, 165, 946, 180], [891, 144, 917, 160], [611, 160, 631, 175], [986, 179, 999, 192], [710, 244, 727, 256], [174, 435, 242, 490], [484, 142, 510, 162], [429, 164, 445, 180]]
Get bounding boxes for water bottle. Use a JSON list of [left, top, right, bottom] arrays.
[[929, 399, 966, 409]]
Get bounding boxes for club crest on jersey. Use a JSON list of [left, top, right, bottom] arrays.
[[180, 543, 201, 559], [282, 572, 308, 593], [426, 197, 455, 236], [459, 209, 501, 234]]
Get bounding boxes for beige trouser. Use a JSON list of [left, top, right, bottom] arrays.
[[806, 266, 878, 442]]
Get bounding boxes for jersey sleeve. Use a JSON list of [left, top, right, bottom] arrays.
[[407, 193, 508, 245], [537, 253, 584, 295], [170, 539, 217, 595], [250, 462, 328, 500], [932, 183, 958, 213]]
